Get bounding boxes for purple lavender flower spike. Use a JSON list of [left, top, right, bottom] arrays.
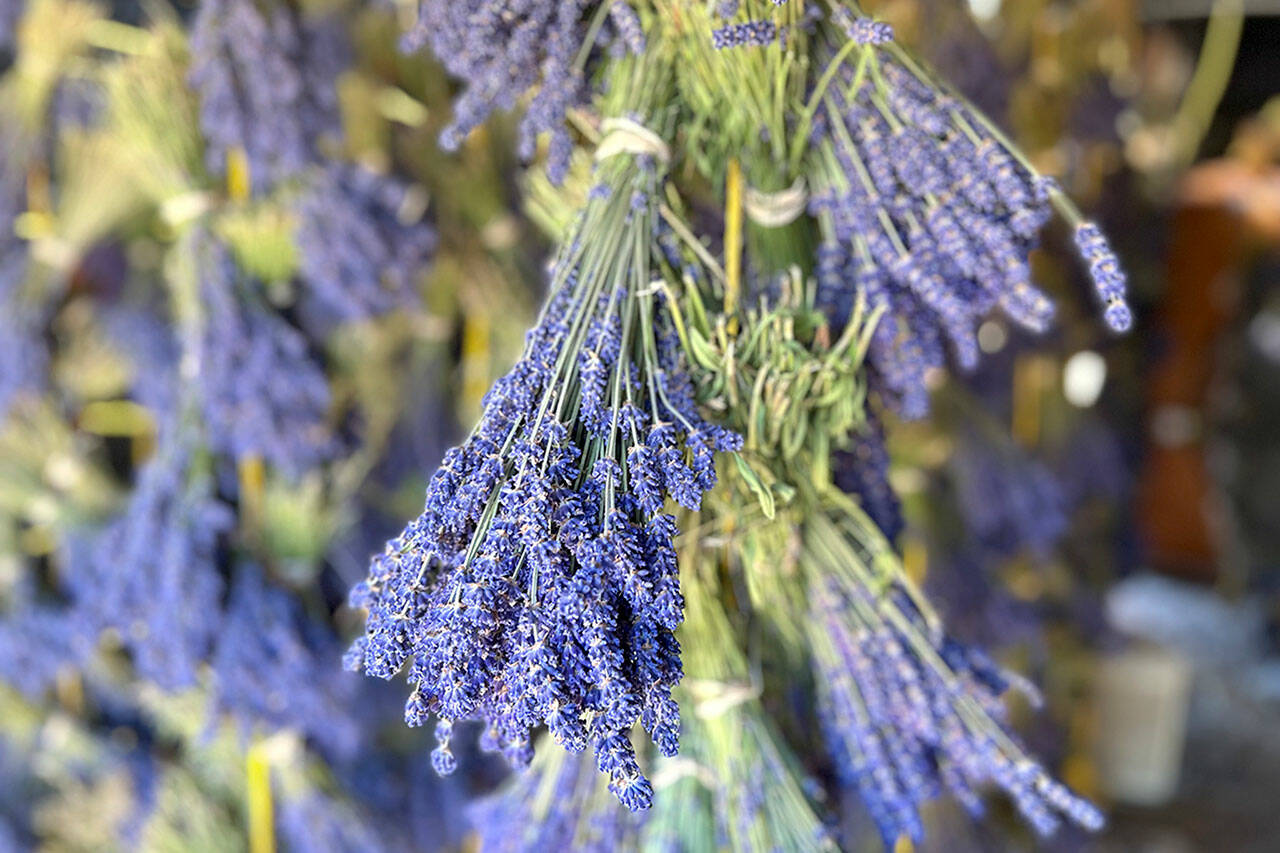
[[712, 20, 778, 49], [1074, 222, 1133, 332]]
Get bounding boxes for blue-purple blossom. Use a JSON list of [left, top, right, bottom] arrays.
[[1074, 222, 1132, 332], [67, 433, 232, 691], [193, 231, 335, 478], [345, 154, 739, 810], [295, 163, 434, 325], [188, 0, 346, 192], [835, 11, 894, 45], [711, 20, 777, 49]]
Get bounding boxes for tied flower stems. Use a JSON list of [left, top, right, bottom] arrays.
[[345, 50, 741, 810]]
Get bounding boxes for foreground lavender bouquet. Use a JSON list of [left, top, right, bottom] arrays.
[[345, 54, 741, 809]]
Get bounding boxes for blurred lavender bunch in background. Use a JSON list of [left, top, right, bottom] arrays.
[[193, 232, 335, 478], [400, 0, 646, 182], [295, 163, 435, 325], [833, 415, 904, 542], [68, 430, 232, 691], [809, 25, 1130, 418], [0, 124, 44, 421], [210, 566, 360, 759], [949, 426, 1068, 561], [188, 0, 346, 192]]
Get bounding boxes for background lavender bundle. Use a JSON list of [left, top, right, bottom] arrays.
[[210, 566, 360, 760], [0, 124, 43, 421], [295, 163, 435, 325], [345, 136, 740, 810], [948, 426, 1068, 561], [68, 433, 232, 691], [188, 0, 346, 192], [468, 745, 647, 851], [194, 232, 335, 478], [400, 0, 646, 183]]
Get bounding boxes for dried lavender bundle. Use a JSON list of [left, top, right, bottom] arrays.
[[344, 52, 742, 810], [804, 7, 1130, 416], [804, 504, 1103, 845], [188, 0, 345, 192], [401, 0, 647, 182]]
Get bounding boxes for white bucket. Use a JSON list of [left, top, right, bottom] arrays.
[[1095, 646, 1194, 806]]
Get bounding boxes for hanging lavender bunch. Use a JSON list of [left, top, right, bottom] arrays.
[[345, 55, 740, 811], [188, 0, 346, 192], [209, 566, 360, 759], [401, 0, 645, 183], [808, 14, 1130, 417], [67, 432, 232, 691], [276, 791, 389, 853], [193, 231, 335, 478], [294, 163, 435, 325], [804, 510, 1101, 846]]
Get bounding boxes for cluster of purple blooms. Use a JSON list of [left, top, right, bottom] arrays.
[[194, 232, 336, 479], [811, 47, 1130, 417], [345, 179, 741, 810], [811, 578, 1103, 846], [711, 20, 778, 49], [0, 580, 96, 699], [835, 11, 895, 46], [188, 0, 346, 192], [295, 163, 435, 325], [401, 0, 646, 183]]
